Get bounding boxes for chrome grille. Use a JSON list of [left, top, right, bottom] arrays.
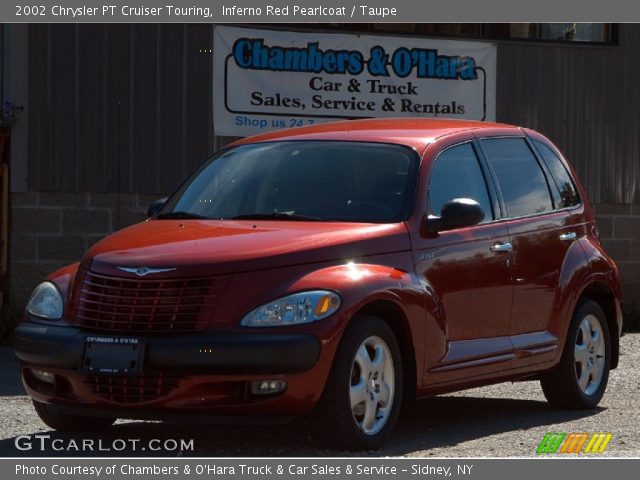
[[74, 270, 229, 332]]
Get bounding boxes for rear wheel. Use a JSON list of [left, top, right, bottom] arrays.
[[540, 300, 610, 409], [33, 401, 116, 431], [313, 315, 403, 450]]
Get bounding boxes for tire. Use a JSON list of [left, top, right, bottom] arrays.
[[32, 401, 116, 431], [540, 300, 611, 409], [313, 315, 403, 450]]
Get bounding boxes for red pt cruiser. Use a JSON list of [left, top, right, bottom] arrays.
[[14, 119, 622, 449]]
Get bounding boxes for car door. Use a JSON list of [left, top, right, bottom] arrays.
[[413, 141, 515, 385], [479, 136, 582, 362]]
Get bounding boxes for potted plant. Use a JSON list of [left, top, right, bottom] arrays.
[[0, 101, 24, 162]]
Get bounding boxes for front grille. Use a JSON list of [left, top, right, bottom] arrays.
[[74, 270, 229, 333], [85, 373, 181, 404]]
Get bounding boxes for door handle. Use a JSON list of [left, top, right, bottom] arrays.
[[559, 232, 577, 241], [490, 242, 513, 253]]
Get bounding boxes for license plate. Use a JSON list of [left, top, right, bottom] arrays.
[[81, 336, 144, 375]]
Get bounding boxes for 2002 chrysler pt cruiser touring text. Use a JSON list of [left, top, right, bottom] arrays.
[[14, 119, 622, 449]]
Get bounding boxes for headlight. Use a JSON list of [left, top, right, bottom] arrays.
[[241, 290, 341, 327], [25, 282, 63, 320]]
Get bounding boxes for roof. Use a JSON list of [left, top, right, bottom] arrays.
[[231, 118, 520, 152]]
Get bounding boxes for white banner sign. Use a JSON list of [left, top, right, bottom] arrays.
[[213, 26, 496, 137]]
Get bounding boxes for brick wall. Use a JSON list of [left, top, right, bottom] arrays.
[[6, 195, 640, 312], [8, 192, 162, 307], [594, 204, 640, 307]]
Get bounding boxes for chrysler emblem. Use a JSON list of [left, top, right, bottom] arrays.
[[117, 266, 177, 276]]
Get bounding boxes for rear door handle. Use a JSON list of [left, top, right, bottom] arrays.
[[490, 242, 513, 253], [559, 232, 577, 241]]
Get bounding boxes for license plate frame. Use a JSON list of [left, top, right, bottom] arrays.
[[81, 336, 145, 375]]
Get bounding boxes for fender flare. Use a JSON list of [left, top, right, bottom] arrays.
[[552, 237, 621, 367], [289, 261, 433, 395]]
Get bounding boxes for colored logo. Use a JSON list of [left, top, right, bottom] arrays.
[[536, 432, 613, 454]]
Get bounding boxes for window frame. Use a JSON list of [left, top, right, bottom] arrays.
[[480, 23, 616, 46], [258, 23, 617, 47], [529, 138, 582, 210], [474, 135, 567, 221], [426, 139, 499, 224]]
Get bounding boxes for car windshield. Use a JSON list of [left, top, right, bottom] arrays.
[[158, 141, 419, 223]]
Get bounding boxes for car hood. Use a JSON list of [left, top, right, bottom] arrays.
[[83, 219, 410, 278]]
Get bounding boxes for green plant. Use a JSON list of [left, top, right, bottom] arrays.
[[0, 101, 24, 129], [0, 304, 20, 344], [563, 23, 577, 41]]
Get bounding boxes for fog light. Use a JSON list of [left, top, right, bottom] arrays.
[[250, 380, 287, 395], [30, 369, 55, 385]]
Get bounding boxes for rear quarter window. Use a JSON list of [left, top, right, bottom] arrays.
[[531, 140, 580, 209]]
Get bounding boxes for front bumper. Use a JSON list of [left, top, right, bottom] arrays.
[[13, 321, 320, 374], [13, 321, 328, 420]]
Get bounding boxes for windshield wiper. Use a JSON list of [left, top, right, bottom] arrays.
[[230, 212, 325, 221], [155, 211, 211, 220]]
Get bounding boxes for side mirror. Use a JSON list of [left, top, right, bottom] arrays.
[[147, 197, 168, 218], [427, 198, 485, 233]]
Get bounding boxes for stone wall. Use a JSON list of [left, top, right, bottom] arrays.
[[594, 204, 640, 306], [8, 192, 161, 307], [6, 193, 640, 312]]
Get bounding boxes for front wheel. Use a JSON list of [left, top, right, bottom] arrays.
[[540, 300, 611, 409], [313, 315, 403, 450]]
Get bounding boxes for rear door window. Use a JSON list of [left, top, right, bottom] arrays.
[[482, 138, 553, 218], [428, 142, 493, 221], [531, 140, 580, 209]]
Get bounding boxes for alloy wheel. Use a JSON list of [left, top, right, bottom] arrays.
[[574, 314, 606, 396], [349, 335, 395, 435]]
